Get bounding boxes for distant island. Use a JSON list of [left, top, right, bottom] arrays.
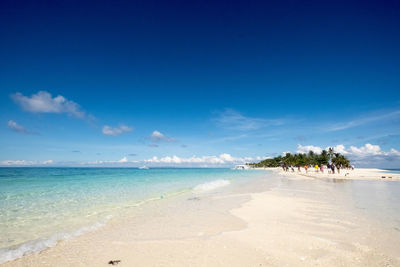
[[250, 148, 351, 171]]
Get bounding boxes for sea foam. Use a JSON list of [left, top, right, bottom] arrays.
[[193, 179, 230, 192], [0, 216, 112, 264]]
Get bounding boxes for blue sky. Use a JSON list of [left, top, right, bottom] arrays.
[[1, 0, 399, 167]]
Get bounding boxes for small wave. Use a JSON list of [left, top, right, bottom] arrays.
[[0, 216, 112, 264], [193, 179, 230, 192]]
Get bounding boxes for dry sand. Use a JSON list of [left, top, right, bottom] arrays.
[[266, 167, 400, 181], [3, 171, 400, 266]]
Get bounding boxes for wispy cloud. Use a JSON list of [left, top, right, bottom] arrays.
[[0, 159, 54, 166], [213, 109, 284, 131], [296, 135, 307, 142], [208, 134, 248, 144], [11, 91, 85, 118], [326, 110, 400, 132], [7, 120, 35, 134], [151, 130, 176, 142], [148, 144, 159, 147], [102, 125, 133, 136]]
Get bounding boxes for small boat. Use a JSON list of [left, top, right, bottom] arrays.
[[138, 165, 149, 170], [234, 165, 250, 170]]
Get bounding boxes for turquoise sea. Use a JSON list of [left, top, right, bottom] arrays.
[[0, 167, 263, 263], [384, 169, 400, 174], [2, 168, 400, 264]]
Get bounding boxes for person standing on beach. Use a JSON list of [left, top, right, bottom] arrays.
[[320, 165, 324, 173], [331, 163, 335, 174], [305, 165, 308, 173]]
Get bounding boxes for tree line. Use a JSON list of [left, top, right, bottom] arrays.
[[249, 148, 351, 170]]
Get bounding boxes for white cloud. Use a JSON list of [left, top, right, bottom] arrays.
[[151, 130, 176, 142], [219, 153, 235, 162], [7, 120, 31, 134], [85, 157, 136, 165], [297, 143, 400, 168], [1, 160, 54, 166], [213, 109, 284, 131], [118, 157, 128, 163], [296, 144, 323, 154], [0, 160, 34, 166], [2, 154, 262, 167], [144, 153, 253, 166], [344, 144, 400, 167], [349, 143, 382, 155], [102, 125, 133, 136], [332, 144, 347, 154], [11, 91, 85, 118]]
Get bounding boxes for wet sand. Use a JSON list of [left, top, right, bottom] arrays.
[[3, 172, 400, 266]]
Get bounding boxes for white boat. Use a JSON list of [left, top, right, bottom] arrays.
[[234, 164, 250, 170], [138, 165, 149, 170]]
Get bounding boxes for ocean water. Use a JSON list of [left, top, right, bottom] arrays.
[[0, 167, 263, 263], [384, 169, 400, 174]]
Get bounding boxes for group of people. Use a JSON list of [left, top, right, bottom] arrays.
[[282, 163, 354, 174]]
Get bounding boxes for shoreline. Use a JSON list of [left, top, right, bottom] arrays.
[[3, 170, 400, 266], [256, 167, 400, 181]]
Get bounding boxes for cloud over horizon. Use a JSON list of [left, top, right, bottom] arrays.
[[296, 143, 400, 168], [11, 91, 85, 118], [1, 159, 54, 166], [144, 153, 255, 167], [84, 153, 254, 167], [1, 153, 262, 167]]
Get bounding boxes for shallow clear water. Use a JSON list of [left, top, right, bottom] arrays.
[[340, 179, 400, 228], [277, 176, 400, 231], [0, 167, 263, 262], [2, 168, 400, 264]]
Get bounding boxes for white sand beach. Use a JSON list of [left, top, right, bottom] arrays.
[[266, 167, 400, 181], [3, 170, 400, 267]]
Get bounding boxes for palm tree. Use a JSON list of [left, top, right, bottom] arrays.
[[318, 150, 329, 165], [250, 150, 350, 170], [327, 147, 334, 162], [332, 154, 350, 174], [307, 151, 315, 165]]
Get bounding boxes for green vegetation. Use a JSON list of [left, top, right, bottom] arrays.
[[249, 149, 351, 170]]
